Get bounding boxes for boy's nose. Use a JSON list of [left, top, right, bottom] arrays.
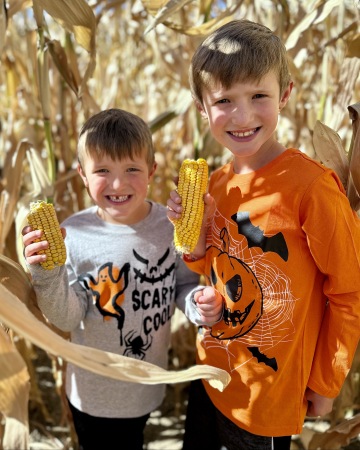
[[112, 176, 124, 189], [232, 103, 250, 124]]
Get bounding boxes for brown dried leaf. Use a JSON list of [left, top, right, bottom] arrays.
[[144, 0, 193, 34], [0, 256, 230, 392], [33, 0, 96, 52], [6, 0, 31, 18], [32, 0, 96, 95], [0, 141, 31, 254], [0, 328, 30, 450], [309, 413, 360, 449], [312, 121, 349, 188], [346, 33, 360, 58], [47, 38, 79, 96], [285, 0, 342, 50], [348, 103, 360, 197], [0, 0, 7, 55]]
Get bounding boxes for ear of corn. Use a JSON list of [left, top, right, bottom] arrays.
[[174, 158, 208, 254], [27, 201, 66, 270]]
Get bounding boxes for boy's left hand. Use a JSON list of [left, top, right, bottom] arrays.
[[305, 388, 334, 417]]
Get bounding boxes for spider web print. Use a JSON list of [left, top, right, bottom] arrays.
[[201, 209, 298, 373]]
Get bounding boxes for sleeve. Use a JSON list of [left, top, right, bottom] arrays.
[[301, 170, 360, 397], [28, 262, 89, 332], [174, 255, 200, 314]]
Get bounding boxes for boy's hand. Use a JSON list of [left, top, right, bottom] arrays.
[[167, 190, 216, 259], [305, 388, 334, 417], [166, 189, 182, 222], [22, 226, 66, 266], [194, 286, 223, 324], [167, 190, 215, 222]]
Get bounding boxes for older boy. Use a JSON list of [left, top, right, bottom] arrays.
[[167, 20, 360, 450]]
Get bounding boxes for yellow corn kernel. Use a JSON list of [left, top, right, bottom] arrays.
[[27, 201, 66, 270], [174, 158, 209, 254]]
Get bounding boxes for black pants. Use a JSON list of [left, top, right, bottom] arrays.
[[68, 399, 150, 450], [182, 380, 292, 450]]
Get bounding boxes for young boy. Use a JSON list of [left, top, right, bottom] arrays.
[[167, 19, 360, 450], [22, 108, 201, 450]]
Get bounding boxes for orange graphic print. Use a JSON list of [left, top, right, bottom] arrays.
[[209, 228, 263, 340], [79, 262, 130, 344]]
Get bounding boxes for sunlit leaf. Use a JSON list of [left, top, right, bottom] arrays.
[[144, 0, 193, 34], [0, 0, 7, 55], [0, 328, 30, 450], [33, 0, 96, 52], [346, 33, 360, 58], [312, 121, 349, 188], [0, 255, 230, 392], [285, 0, 342, 50], [309, 413, 360, 449], [47, 38, 79, 96], [347, 102, 360, 200]]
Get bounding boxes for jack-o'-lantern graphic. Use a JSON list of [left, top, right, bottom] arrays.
[[210, 228, 263, 340]]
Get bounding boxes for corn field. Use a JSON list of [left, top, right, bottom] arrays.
[[0, 0, 359, 449]]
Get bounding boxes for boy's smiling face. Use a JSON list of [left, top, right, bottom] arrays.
[[198, 71, 292, 173], [78, 151, 156, 225]]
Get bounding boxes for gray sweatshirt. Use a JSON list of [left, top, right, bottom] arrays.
[[28, 202, 200, 418]]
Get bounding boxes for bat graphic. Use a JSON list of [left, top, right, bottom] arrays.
[[231, 212, 288, 261], [248, 346, 278, 371]]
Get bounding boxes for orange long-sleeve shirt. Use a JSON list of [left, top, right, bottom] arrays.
[[186, 149, 360, 436]]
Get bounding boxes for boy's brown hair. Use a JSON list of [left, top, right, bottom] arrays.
[[189, 19, 292, 105], [78, 108, 155, 169]]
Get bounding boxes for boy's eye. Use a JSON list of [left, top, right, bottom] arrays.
[[127, 167, 139, 173], [216, 98, 229, 104], [253, 93, 266, 99], [96, 168, 109, 173]]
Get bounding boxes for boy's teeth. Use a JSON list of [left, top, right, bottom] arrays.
[[109, 195, 128, 202], [232, 129, 256, 137]]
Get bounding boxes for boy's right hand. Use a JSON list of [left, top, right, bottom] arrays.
[[22, 226, 66, 266], [194, 286, 224, 325]]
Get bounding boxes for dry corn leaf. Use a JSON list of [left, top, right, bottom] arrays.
[[312, 121, 349, 188], [26, 148, 52, 199], [47, 38, 79, 96], [285, 0, 342, 50], [37, 44, 51, 121], [308, 413, 360, 449], [32, 0, 96, 52], [0, 328, 30, 450], [142, 0, 167, 16], [6, 0, 31, 18], [144, 0, 193, 34], [0, 141, 31, 254], [32, 0, 96, 96], [331, 58, 360, 132], [0, 255, 230, 391], [166, 4, 242, 37], [0, 256, 69, 343], [345, 32, 360, 58], [348, 102, 360, 196], [0, 0, 7, 55]]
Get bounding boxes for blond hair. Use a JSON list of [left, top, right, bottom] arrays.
[[189, 19, 291, 105], [78, 108, 155, 169]]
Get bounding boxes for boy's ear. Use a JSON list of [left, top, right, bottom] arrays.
[[279, 81, 293, 110], [77, 163, 89, 187], [149, 162, 157, 180], [194, 99, 208, 119]]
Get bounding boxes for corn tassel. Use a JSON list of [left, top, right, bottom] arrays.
[[27, 201, 66, 270], [174, 158, 208, 254]]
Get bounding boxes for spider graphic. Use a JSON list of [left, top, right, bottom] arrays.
[[123, 330, 152, 360]]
